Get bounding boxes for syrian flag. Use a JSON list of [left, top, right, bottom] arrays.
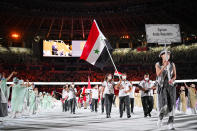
[[114, 70, 122, 76], [80, 20, 113, 69]]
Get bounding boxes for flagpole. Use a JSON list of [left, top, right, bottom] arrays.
[[103, 40, 121, 80], [164, 43, 171, 82]]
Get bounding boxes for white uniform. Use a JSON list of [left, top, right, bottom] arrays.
[[68, 88, 77, 100], [129, 86, 136, 98], [102, 81, 114, 95], [62, 89, 68, 99], [139, 80, 154, 97], [92, 88, 99, 99], [119, 81, 132, 97], [99, 86, 105, 98]]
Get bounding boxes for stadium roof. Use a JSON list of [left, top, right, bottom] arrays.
[[0, 0, 196, 41]]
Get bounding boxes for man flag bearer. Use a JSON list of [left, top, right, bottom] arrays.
[[115, 73, 132, 118]]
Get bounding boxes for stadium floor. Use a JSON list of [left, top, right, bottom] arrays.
[[0, 107, 197, 131]]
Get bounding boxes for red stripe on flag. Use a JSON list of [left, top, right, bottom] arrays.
[[114, 70, 122, 76], [80, 20, 100, 60]]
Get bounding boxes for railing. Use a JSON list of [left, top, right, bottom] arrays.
[[6, 79, 197, 86]]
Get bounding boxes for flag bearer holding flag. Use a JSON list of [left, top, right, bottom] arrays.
[[115, 73, 132, 118], [80, 19, 121, 118], [102, 74, 115, 118]]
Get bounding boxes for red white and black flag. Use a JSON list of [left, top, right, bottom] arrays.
[[80, 20, 113, 69], [114, 70, 122, 76]]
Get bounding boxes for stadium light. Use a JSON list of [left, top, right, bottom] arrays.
[[11, 33, 20, 39]]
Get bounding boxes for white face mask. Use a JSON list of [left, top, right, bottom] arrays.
[[122, 76, 126, 80], [108, 76, 112, 80], [145, 78, 149, 81]]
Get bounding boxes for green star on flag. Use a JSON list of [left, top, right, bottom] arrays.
[[80, 20, 113, 69], [94, 49, 100, 54]]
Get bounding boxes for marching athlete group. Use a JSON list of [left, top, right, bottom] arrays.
[[1, 50, 197, 130]]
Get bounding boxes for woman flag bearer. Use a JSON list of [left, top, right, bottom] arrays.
[[102, 73, 115, 118], [155, 50, 177, 130], [115, 73, 132, 118]]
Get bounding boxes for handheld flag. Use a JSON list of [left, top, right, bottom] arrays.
[[114, 70, 122, 77], [80, 20, 113, 69]]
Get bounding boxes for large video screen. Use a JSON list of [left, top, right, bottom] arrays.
[[43, 40, 86, 57], [72, 40, 86, 57]]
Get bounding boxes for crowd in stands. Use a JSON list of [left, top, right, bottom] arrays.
[[0, 65, 156, 83]]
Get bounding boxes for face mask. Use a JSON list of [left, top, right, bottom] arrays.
[[145, 78, 149, 81], [108, 76, 112, 80], [122, 76, 126, 80]]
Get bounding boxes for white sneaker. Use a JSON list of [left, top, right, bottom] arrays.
[[168, 123, 175, 130], [157, 119, 162, 128], [0, 117, 3, 123]]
